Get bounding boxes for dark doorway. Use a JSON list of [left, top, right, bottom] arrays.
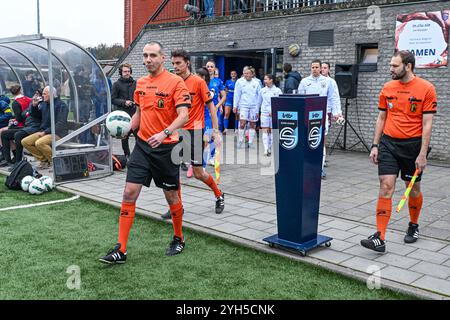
[[190, 48, 284, 129]]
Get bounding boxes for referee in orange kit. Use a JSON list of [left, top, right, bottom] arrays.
[[361, 50, 437, 253], [100, 41, 191, 264]]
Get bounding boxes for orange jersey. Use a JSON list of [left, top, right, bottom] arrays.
[[379, 76, 437, 139], [134, 70, 191, 144], [184, 74, 213, 129]]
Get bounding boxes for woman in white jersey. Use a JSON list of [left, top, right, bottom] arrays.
[[258, 74, 282, 156]]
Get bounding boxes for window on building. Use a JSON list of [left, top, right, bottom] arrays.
[[357, 44, 378, 72]]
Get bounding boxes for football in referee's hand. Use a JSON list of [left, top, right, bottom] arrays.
[[106, 111, 132, 138]]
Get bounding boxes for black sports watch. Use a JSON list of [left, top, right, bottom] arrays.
[[163, 129, 171, 137], [371, 143, 379, 149]]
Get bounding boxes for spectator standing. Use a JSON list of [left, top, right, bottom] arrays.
[[111, 63, 137, 157], [283, 63, 301, 94]]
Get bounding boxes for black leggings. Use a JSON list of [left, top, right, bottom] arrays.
[[1, 128, 30, 162]]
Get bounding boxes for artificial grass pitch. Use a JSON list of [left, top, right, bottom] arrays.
[[0, 177, 415, 300], [0, 176, 70, 209]]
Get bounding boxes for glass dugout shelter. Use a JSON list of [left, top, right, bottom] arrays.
[[0, 34, 113, 183]]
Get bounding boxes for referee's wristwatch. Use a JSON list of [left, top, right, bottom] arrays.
[[371, 143, 379, 150], [163, 129, 171, 137]]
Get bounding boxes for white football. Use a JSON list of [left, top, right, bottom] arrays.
[[106, 110, 132, 138], [21, 176, 35, 192], [28, 179, 46, 195], [39, 176, 54, 191]]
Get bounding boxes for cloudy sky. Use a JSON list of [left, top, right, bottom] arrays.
[[0, 0, 124, 47]]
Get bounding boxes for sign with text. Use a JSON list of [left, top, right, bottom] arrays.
[[395, 10, 449, 68]]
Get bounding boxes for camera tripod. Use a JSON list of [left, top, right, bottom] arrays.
[[330, 98, 370, 154]]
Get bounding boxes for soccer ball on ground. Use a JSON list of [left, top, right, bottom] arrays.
[[106, 111, 132, 138], [39, 176, 54, 191], [21, 176, 35, 192], [28, 179, 46, 195]]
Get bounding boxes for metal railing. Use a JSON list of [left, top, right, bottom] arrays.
[[149, 0, 353, 24]]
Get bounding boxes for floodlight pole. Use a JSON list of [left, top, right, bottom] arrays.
[[37, 0, 41, 34]]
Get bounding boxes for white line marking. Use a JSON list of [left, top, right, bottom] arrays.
[[0, 195, 80, 212]]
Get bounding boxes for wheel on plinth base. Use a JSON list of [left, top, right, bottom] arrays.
[[325, 242, 331, 247], [299, 250, 306, 257], [268, 243, 275, 248]]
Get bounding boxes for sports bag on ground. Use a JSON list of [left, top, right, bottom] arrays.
[[5, 160, 34, 190]]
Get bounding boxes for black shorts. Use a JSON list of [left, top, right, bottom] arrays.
[[378, 135, 427, 182], [126, 137, 180, 190], [180, 129, 204, 167]]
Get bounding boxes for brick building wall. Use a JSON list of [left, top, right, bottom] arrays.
[[115, 0, 450, 161], [124, 0, 163, 47]]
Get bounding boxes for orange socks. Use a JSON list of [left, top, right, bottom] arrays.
[[118, 202, 136, 253], [204, 174, 222, 198], [177, 179, 182, 203], [170, 201, 184, 240], [408, 192, 423, 224], [376, 197, 392, 241]]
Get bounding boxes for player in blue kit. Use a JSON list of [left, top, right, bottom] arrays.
[[205, 61, 226, 165], [223, 70, 237, 134]]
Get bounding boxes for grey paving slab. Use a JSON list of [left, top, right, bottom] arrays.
[[322, 228, 356, 241], [242, 220, 275, 231], [438, 245, 450, 256], [263, 225, 278, 233], [406, 239, 448, 252], [193, 217, 224, 228], [322, 219, 358, 231], [319, 206, 345, 215], [318, 215, 333, 224], [256, 206, 277, 214], [409, 262, 450, 280], [182, 212, 206, 222], [185, 205, 215, 215], [412, 276, 450, 296], [327, 201, 361, 210], [348, 225, 377, 236], [341, 257, 387, 274], [223, 215, 255, 225], [421, 226, 450, 240], [343, 244, 388, 260], [374, 253, 421, 269], [308, 248, 354, 264], [323, 239, 355, 252], [233, 208, 260, 217], [384, 242, 418, 256], [233, 229, 271, 242], [248, 212, 277, 223], [380, 266, 423, 285], [407, 249, 449, 264], [182, 195, 211, 204], [359, 216, 377, 225], [345, 234, 365, 245], [238, 201, 268, 210], [213, 222, 247, 234], [333, 213, 366, 222], [318, 225, 331, 233]]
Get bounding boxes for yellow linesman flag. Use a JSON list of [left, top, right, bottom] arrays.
[[214, 148, 221, 184], [396, 169, 420, 213]]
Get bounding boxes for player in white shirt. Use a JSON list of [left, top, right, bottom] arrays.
[[321, 62, 344, 171], [258, 74, 282, 156], [233, 66, 262, 148], [298, 59, 341, 179]]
